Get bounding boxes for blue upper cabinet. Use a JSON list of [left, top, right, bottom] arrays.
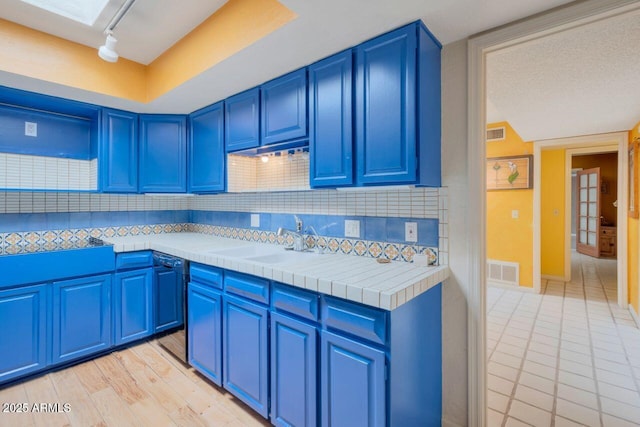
[[355, 22, 441, 187], [139, 114, 187, 193], [309, 50, 354, 188], [261, 68, 308, 146], [99, 108, 139, 193], [225, 88, 260, 152], [189, 102, 225, 193]]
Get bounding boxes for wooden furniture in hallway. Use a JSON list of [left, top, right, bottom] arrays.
[[599, 225, 617, 257]]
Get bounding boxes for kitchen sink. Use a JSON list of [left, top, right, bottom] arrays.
[[207, 245, 281, 258], [244, 250, 321, 265]]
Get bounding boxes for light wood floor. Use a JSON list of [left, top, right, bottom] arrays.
[[0, 340, 272, 427]]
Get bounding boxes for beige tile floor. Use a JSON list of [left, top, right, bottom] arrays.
[[487, 252, 640, 426]]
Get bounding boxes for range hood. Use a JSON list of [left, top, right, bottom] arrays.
[[229, 138, 308, 157]]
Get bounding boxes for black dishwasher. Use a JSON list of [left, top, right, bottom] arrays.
[[153, 252, 188, 363]]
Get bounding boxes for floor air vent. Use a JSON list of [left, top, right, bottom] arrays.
[[487, 259, 519, 286]]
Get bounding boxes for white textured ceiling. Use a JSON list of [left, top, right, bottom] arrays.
[[487, 7, 640, 141]]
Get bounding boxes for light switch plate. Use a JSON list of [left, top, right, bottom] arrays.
[[250, 214, 260, 228], [405, 222, 418, 242], [345, 220, 360, 238], [25, 121, 37, 137], [512, 210, 519, 219]]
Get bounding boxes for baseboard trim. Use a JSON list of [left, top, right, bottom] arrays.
[[541, 274, 567, 282], [630, 305, 640, 328], [442, 416, 465, 427], [487, 281, 536, 293]]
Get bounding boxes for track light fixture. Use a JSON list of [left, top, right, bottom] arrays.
[[98, 32, 118, 62], [97, 0, 137, 63]]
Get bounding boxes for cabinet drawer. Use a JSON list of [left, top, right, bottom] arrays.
[[190, 263, 223, 290], [322, 296, 388, 346], [224, 271, 269, 305], [115, 251, 153, 270], [272, 282, 319, 322], [601, 227, 616, 236]]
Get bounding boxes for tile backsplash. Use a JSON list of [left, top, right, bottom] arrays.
[[0, 153, 97, 191], [0, 187, 449, 265], [227, 151, 310, 192]]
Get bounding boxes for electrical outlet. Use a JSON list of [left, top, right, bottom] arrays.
[[250, 214, 260, 228], [25, 121, 37, 137], [405, 222, 418, 242], [345, 220, 360, 238]]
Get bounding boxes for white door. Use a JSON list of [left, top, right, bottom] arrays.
[[576, 167, 600, 257]]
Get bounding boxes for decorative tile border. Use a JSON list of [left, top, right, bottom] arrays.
[[0, 223, 189, 255], [188, 223, 438, 265], [0, 222, 439, 265]]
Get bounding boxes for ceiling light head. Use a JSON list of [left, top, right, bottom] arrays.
[[98, 33, 118, 63]]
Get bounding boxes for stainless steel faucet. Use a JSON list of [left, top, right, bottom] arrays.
[[277, 215, 305, 251]]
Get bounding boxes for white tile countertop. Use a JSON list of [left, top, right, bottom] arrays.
[[102, 232, 449, 311]]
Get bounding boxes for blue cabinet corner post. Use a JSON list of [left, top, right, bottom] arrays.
[[99, 108, 139, 193], [270, 312, 317, 427], [187, 281, 223, 386], [114, 268, 153, 345], [223, 294, 269, 418], [189, 102, 226, 193], [52, 274, 112, 365], [139, 114, 187, 193], [225, 88, 260, 152], [309, 50, 354, 188], [261, 68, 308, 146], [0, 284, 48, 383]]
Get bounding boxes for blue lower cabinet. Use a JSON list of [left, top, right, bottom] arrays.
[[321, 330, 386, 427], [187, 282, 223, 386], [52, 274, 112, 365], [270, 312, 317, 427], [223, 294, 269, 418], [0, 284, 48, 383], [154, 265, 184, 333], [114, 268, 153, 345]]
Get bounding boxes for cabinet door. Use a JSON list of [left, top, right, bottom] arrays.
[[114, 268, 153, 345], [309, 51, 353, 187], [225, 88, 260, 152], [154, 266, 184, 333], [355, 25, 417, 185], [189, 102, 225, 193], [261, 69, 307, 146], [0, 284, 48, 383], [321, 330, 386, 427], [99, 108, 138, 193], [271, 312, 317, 427], [139, 114, 187, 192], [187, 282, 222, 386], [223, 294, 269, 418], [52, 274, 112, 364]]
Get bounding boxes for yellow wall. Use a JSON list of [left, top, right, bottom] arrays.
[[540, 149, 566, 277], [147, 0, 296, 100], [0, 0, 296, 103], [0, 18, 148, 102], [629, 120, 640, 314], [486, 122, 534, 287]]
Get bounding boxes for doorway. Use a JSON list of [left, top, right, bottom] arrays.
[[468, 1, 640, 425]]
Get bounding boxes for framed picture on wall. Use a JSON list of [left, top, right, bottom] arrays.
[[486, 155, 533, 190], [629, 139, 639, 218]]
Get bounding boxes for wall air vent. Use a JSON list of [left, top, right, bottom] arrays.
[[486, 127, 506, 142], [487, 259, 519, 287]]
